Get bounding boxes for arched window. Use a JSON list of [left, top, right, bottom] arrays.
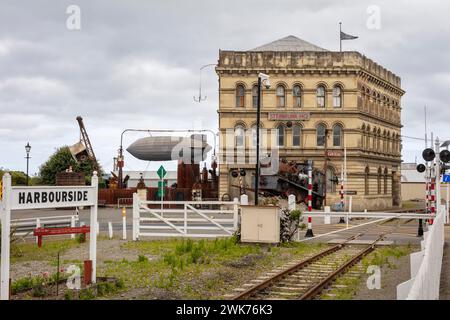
[[235, 125, 245, 147], [292, 125, 301, 147], [377, 128, 381, 151], [276, 85, 286, 107], [293, 85, 302, 108], [333, 86, 342, 108], [235, 85, 245, 108], [387, 132, 391, 153], [361, 124, 366, 149], [372, 128, 377, 150], [316, 123, 326, 147], [251, 125, 262, 147], [332, 124, 343, 147], [365, 166, 370, 195], [317, 85, 326, 108], [384, 167, 388, 194], [377, 167, 382, 194], [251, 125, 257, 147], [252, 85, 258, 108], [277, 124, 285, 146], [366, 126, 371, 151], [326, 167, 336, 193]]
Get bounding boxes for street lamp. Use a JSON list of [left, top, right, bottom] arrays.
[[255, 73, 270, 205], [193, 63, 216, 103], [25, 142, 31, 186]]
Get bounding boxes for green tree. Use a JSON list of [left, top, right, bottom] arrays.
[[38, 146, 103, 185], [0, 170, 28, 186]]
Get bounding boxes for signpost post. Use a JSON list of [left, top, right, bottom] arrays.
[[157, 165, 167, 216], [0, 172, 99, 300]]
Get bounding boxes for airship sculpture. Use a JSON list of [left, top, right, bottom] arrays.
[[126, 134, 212, 163]]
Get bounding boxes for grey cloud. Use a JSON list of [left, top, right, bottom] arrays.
[[0, 0, 450, 173]]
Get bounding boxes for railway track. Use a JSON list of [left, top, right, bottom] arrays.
[[232, 234, 382, 300], [230, 211, 424, 300]]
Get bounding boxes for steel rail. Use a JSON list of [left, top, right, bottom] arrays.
[[232, 234, 360, 300], [298, 235, 384, 300]]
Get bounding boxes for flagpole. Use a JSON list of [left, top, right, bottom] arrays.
[[339, 22, 342, 52]]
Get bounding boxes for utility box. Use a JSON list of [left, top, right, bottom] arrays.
[[240, 206, 280, 244]]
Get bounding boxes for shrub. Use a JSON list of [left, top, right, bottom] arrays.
[[280, 208, 303, 243], [32, 283, 47, 297], [64, 290, 74, 300], [137, 255, 148, 263], [79, 288, 95, 300], [75, 233, 86, 243]]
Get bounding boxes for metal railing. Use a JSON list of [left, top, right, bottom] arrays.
[[117, 197, 133, 209], [11, 215, 79, 238], [397, 205, 445, 300], [132, 194, 239, 239]]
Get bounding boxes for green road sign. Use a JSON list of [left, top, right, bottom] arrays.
[[157, 180, 168, 198], [157, 165, 167, 179]]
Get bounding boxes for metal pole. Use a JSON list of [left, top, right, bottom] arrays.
[[25, 153, 30, 186], [160, 177, 163, 217], [255, 77, 262, 205], [305, 164, 314, 237], [433, 137, 441, 225], [339, 22, 342, 52], [339, 164, 345, 223], [445, 183, 450, 223], [194, 63, 216, 103], [323, 129, 329, 207]]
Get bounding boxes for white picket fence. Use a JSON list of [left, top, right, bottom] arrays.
[[397, 205, 445, 300], [132, 193, 239, 239]]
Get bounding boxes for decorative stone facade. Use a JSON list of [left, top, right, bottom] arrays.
[[216, 36, 405, 210]]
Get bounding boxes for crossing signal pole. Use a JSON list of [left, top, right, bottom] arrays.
[[416, 136, 450, 234]]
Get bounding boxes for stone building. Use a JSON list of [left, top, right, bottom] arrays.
[[216, 35, 404, 210]]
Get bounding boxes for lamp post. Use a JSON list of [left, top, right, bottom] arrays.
[[25, 142, 31, 186], [255, 73, 270, 205]]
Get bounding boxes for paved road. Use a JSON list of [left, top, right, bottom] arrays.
[[10, 207, 424, 244], [11, 206, 235, 238]]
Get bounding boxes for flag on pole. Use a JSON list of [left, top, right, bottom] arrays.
[[340, 31, 358, 40], [339, 22, 358, 52]]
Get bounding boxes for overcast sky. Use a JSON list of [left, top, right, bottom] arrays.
[[1, 0, 449, 175]]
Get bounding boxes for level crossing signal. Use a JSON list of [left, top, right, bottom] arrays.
[[417, 147, 450, 173]]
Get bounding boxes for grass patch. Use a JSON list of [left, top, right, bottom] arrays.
[[322, 245, 415, 300], [103, 237, 327, 299], [362, 245, 413, 270], [11, 239, 82, 263], [11, 272, 68, 295]]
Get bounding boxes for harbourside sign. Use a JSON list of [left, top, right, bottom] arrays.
[[1, 172, 99, 300], [268, 112, 310, 121], [10, 186, 95, 210]]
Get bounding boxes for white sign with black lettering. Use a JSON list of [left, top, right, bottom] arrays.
[[10, 186, 95, 210]]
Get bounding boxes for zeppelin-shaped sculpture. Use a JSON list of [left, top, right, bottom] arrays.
[[126, 134, 212, 163]]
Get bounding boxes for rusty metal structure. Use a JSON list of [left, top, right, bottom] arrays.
[[258, 159, 330, 209], [75, 116, 99, 172]]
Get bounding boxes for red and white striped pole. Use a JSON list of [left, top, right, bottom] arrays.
[[339, 169, 345, 223], [305, 165, 314, 237], [430, 175, 435, 225]]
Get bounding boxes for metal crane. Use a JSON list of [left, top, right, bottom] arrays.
[[76, 116, 99, 172]]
